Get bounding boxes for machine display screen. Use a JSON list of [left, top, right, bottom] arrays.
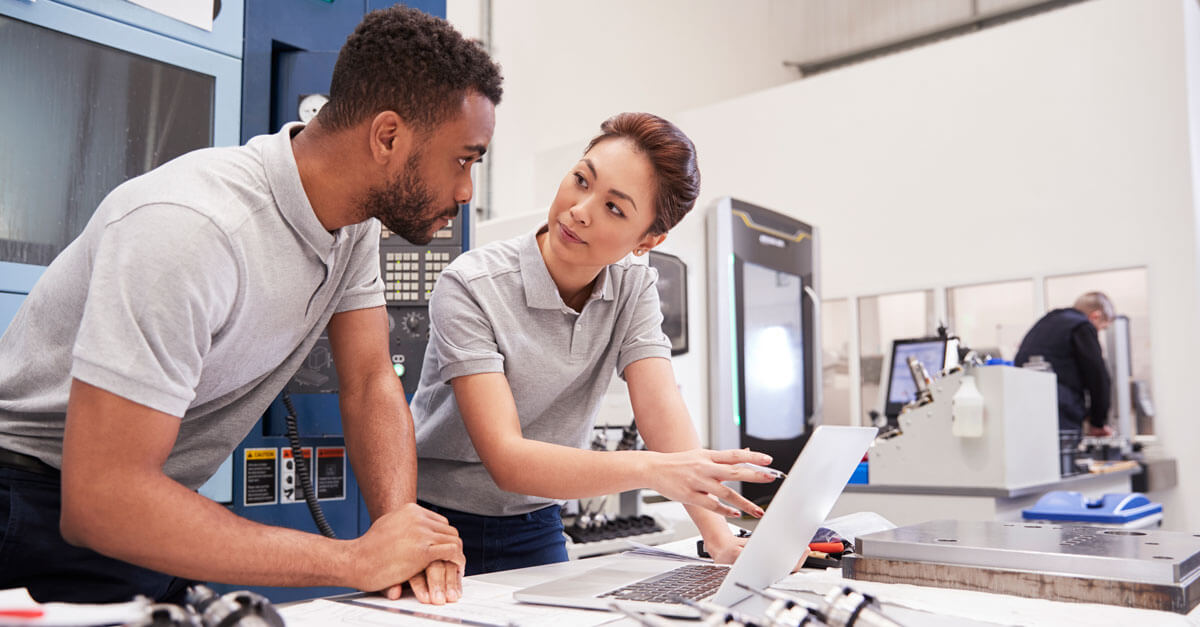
[[886, 339, 948, 405], [741, 260, 805, 440]]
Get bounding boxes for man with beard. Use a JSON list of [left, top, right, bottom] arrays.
[[0, 7, 500, 606]]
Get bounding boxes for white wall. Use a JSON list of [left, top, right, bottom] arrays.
[[1183, 0, 1200, 533], [1187, 0, 1200, 354], [481, 0, 798, 218], [670, 0, 1200, 530]]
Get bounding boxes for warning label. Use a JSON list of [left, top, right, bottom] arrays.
[[280, 447, 313, 504], [243, 448, 277, 506], [316, 447, 346, 501]]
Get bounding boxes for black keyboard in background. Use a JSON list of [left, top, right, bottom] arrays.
[[599, 564, 730, 604], [563, 513, 675, 560], [564, 515, 662, 544]]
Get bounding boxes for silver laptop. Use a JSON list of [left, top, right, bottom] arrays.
[[513, 425, 877, 618]]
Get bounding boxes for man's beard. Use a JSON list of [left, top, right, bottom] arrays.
[[364, 152, 458, 245]]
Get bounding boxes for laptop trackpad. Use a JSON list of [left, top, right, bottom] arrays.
[[515, 559, 686, 601]]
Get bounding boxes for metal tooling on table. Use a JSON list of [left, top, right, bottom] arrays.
[[842, 519, 1200, 614]]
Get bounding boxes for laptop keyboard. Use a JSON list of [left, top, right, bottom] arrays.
[[598, 564, 730, 604]]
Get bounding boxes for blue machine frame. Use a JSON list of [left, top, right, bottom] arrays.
[[0, 0, 466, 603], [0, 0, 244, 497]]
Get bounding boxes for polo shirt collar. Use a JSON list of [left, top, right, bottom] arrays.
[[592, 260, 614, 302], [520, 226, 614, 311], [262, 122, 340, 260]]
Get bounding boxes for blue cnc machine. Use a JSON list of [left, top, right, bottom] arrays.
[[0, 0, 457, 603]]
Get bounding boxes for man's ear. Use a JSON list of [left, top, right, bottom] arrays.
[[368, 111, 415, 165]]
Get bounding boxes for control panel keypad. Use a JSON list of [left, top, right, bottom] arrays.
[[383, 251, 423, 302], [423, 251, 452, 301], [381, 250, 457, 303]]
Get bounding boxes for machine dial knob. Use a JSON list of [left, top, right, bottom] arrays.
[[401, 312, 426, 338]]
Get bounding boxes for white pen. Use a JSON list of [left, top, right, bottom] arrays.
[[736, 462, 787, 479]]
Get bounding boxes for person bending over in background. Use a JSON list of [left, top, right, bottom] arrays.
[[1014, 291, 1115, 438], [411, 112, 776, 575], [0, 6, 501, 605]]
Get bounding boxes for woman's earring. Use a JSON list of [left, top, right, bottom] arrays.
[[635, 249, 646, 256]]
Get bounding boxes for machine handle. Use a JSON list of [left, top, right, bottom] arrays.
[[804, 285, 822, 426]]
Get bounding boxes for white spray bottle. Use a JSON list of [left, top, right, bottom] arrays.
[[952, 369, 985, 438]]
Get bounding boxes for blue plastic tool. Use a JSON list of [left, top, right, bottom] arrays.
[[1022, 491, 1162, 525]]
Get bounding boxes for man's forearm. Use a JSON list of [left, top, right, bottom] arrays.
[[340, 371, 417, 520], [63, 473, 355, 588], [1072, 328, 1110, 426]]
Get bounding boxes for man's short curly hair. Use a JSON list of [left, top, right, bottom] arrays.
[[318, 6, 503, 132]]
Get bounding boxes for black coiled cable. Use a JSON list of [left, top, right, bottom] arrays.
[[281, 391, 336, 539]]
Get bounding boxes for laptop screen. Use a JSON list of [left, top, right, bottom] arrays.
[[713, 425, 878, 606]]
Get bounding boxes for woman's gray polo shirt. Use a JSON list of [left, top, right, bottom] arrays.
[[413, 227, 672, 516]]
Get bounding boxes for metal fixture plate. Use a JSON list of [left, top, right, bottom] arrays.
[[854, 519, 1200, 584], [844, 519, 1200, 613]]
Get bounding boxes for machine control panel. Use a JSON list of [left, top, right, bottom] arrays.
[[378, 216, 464, 393], [284, 214, 466, 396]]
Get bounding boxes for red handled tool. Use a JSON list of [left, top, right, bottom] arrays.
[[808, 541, 846, 554]]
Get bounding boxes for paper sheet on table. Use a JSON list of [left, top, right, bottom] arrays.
[[774, 568, 1198, 627], [280, 580, 620, 627], [820, 511, 896, 545], [281, 599, 448, 626], [621, 541, 709, 562], [620, 521, 747, 562], [0, 587, 148, 626]]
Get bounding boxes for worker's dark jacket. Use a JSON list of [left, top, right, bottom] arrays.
[[1014, 308, 1110, 430]]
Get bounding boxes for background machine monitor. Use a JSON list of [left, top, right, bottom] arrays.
[[882, 337, 956, 424], [648, 250, 689, 356]]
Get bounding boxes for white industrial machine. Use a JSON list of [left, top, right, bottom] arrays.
[[707, 197, 819, 505], [869, 364, 1061, 490]]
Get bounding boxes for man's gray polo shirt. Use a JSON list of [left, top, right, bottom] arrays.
[[0, 123, 384, 489], [413, 227, 673, 516]]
